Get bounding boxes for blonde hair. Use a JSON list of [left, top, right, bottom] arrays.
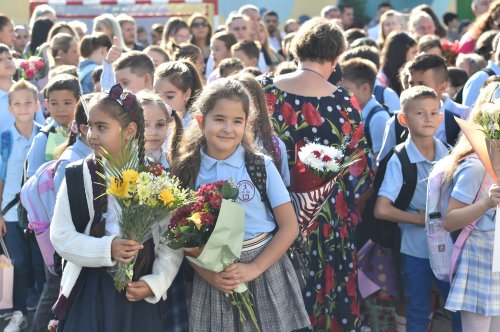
[[8, 79, 38, 103], [439, 80, 500, 181], [93, 14, 126, 49]]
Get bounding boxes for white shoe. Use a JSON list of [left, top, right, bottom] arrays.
[[3, 311, 27, 332]]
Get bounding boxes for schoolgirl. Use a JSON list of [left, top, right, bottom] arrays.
[[170, 78, 310, 331], [440, 81, 500, 331], [153, 59, 204, 128], [50, 84, 183, 331]]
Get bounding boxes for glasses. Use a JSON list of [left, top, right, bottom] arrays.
[[192, 21, 208, 28]]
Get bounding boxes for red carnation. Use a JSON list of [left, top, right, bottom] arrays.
[[350, 95, 360, 111], [322, 155, 332, 162], [313, 150, 321, 158], [301, 102, 323, 126], [348, 124, 364, 149], [24, 68, 35, 79], [265, 92, 277, 115], [325, 264, 335, 294], [281, 102, 297, 126], [340, 223, 348, 240], [342, 120, 352, 136], [335, 192, 349, 219], [322, 223, 332, 238]]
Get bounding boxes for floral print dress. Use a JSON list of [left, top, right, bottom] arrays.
[[260, 75, 372, 332]]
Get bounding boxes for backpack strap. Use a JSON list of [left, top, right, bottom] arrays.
[[482, 68, 496, 77], [364, 105, 389, 150], [448, 172, 490, 282], [244, 152, 268, 203], [373, 85, 386, 106], [65, 160, 90, 233], [394, 115, 409, 145], [444, 109, 461, 147], [78, 63, 98, 82], [0, 130, 12, 181], [392, 143, 418, 210]]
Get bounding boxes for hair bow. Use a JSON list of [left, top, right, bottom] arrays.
[[109, 83, 137, 112]]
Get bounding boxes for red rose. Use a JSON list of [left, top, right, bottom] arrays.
[[322, 223, 332, 238], [265, 92, 277, 115], [335, 192, 349, 219], [342, 120, 352, 135], [325, 265, 335, 294], [349, 153, 368, 177], [24, 68, 35, 79], [340, 223, 348, 240], [348, 124, 364, 149], [316, 287, 324, 304], [301, 102, 323, 126], [281, 102, 297, 126], [346, 271, 357, 297], [350, 94, 360, 111], [34, 60, 44, 70]]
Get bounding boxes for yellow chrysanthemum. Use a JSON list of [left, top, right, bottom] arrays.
[[160, 189, 175, 207], [122, 169, 139, 184], [107, 176, 131, 199], [188, 212, 202, 230]]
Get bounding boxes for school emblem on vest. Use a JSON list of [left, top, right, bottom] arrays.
[[237, 180, 255, 202]]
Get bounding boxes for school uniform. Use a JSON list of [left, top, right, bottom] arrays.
[[189, 145, 310, 331], [26, 120, 65, 177], [1, 123, 45, 314], [50, 158, 183, 331], [445, 158, 500, 316], [463, 61, 500, 108], [0, 87, 45, 134], [362, 96, 391, 167], [377, 96, 469, 162], [378, 137, 461, 332]]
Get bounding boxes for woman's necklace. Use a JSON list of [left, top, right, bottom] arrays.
[[299, 67, 325, 80]]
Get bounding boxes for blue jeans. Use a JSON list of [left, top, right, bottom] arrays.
[[4, 222, 45, 314], [401, 254, 462, 332]]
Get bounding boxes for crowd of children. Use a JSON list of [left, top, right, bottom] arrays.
[[0, 1, 499, 331]]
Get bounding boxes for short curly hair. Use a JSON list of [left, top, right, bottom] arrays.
[[289, 17, 346, 63]]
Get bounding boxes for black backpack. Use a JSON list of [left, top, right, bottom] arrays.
[[373, 85, 386, 109], [357, 143, 417, 249]]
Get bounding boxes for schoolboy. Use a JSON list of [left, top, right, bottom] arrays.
[[219, 57, 244, 77], [341, 58, 390, 167], [0, 44, 45, 134], [377, 54, 470, 161], [1, 80, 44, 332], [26, 74, 80, 177], [374, 86, 458, 332], [100, 49, 154, 94], [231, 40, 260, 68]]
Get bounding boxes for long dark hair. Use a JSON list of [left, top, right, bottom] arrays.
[[29, 18, 54, 55], [234, 73, 281, 170], [381, 31, 416, 95], [170, 79, 255, 187]]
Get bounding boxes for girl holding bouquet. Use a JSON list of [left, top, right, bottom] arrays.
[[440, 81, 500, 330], [50, 84, 183, 331], [170, 78, 310, 331]]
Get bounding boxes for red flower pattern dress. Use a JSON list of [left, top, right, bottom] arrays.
[[260, 75, 372, 332]]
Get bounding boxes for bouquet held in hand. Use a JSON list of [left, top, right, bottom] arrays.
[[18, 56, 46, 81], [165, 180, 260, 331], [98, 141, 191, 291]]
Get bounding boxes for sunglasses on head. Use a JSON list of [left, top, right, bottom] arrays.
[[192, 21, 208, 28]]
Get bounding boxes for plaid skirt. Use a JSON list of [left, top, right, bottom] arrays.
[[189, 235, 311, 331], [445, 230, 500, 315]]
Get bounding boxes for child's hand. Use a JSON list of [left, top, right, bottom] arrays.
[[487, 182, 500, 208], [126, 280, 154, 301], [196, 267, 240, 294], [111, 238, 143, 264], [224, 262, 261, 284], [106, 37, 123, 64], [0, 215, 6, 236]]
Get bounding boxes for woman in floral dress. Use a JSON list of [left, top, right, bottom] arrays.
[[260, 17, 371, 331]]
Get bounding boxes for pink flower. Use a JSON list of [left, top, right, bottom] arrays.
[[34, 60, 45, 71], [24, 68, 35, 79], [19, 61, 30, 70]]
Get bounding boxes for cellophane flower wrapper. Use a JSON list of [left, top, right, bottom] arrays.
[[97, 141, 192, 291], [291, 140, 362, 232], [456, 109, 500, 272]]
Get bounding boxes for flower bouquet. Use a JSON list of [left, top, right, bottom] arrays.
[[455, 100, 500, 271], [441, 39, 459, 67], [165, 180, 260, 331], [290, 140, 361, 232], [18, 56, 47, 81], [98, 141, 191, 291]]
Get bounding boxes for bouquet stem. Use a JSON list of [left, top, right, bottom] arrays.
[[229, 290, 260, 331], [113, 256, 136, 292]]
